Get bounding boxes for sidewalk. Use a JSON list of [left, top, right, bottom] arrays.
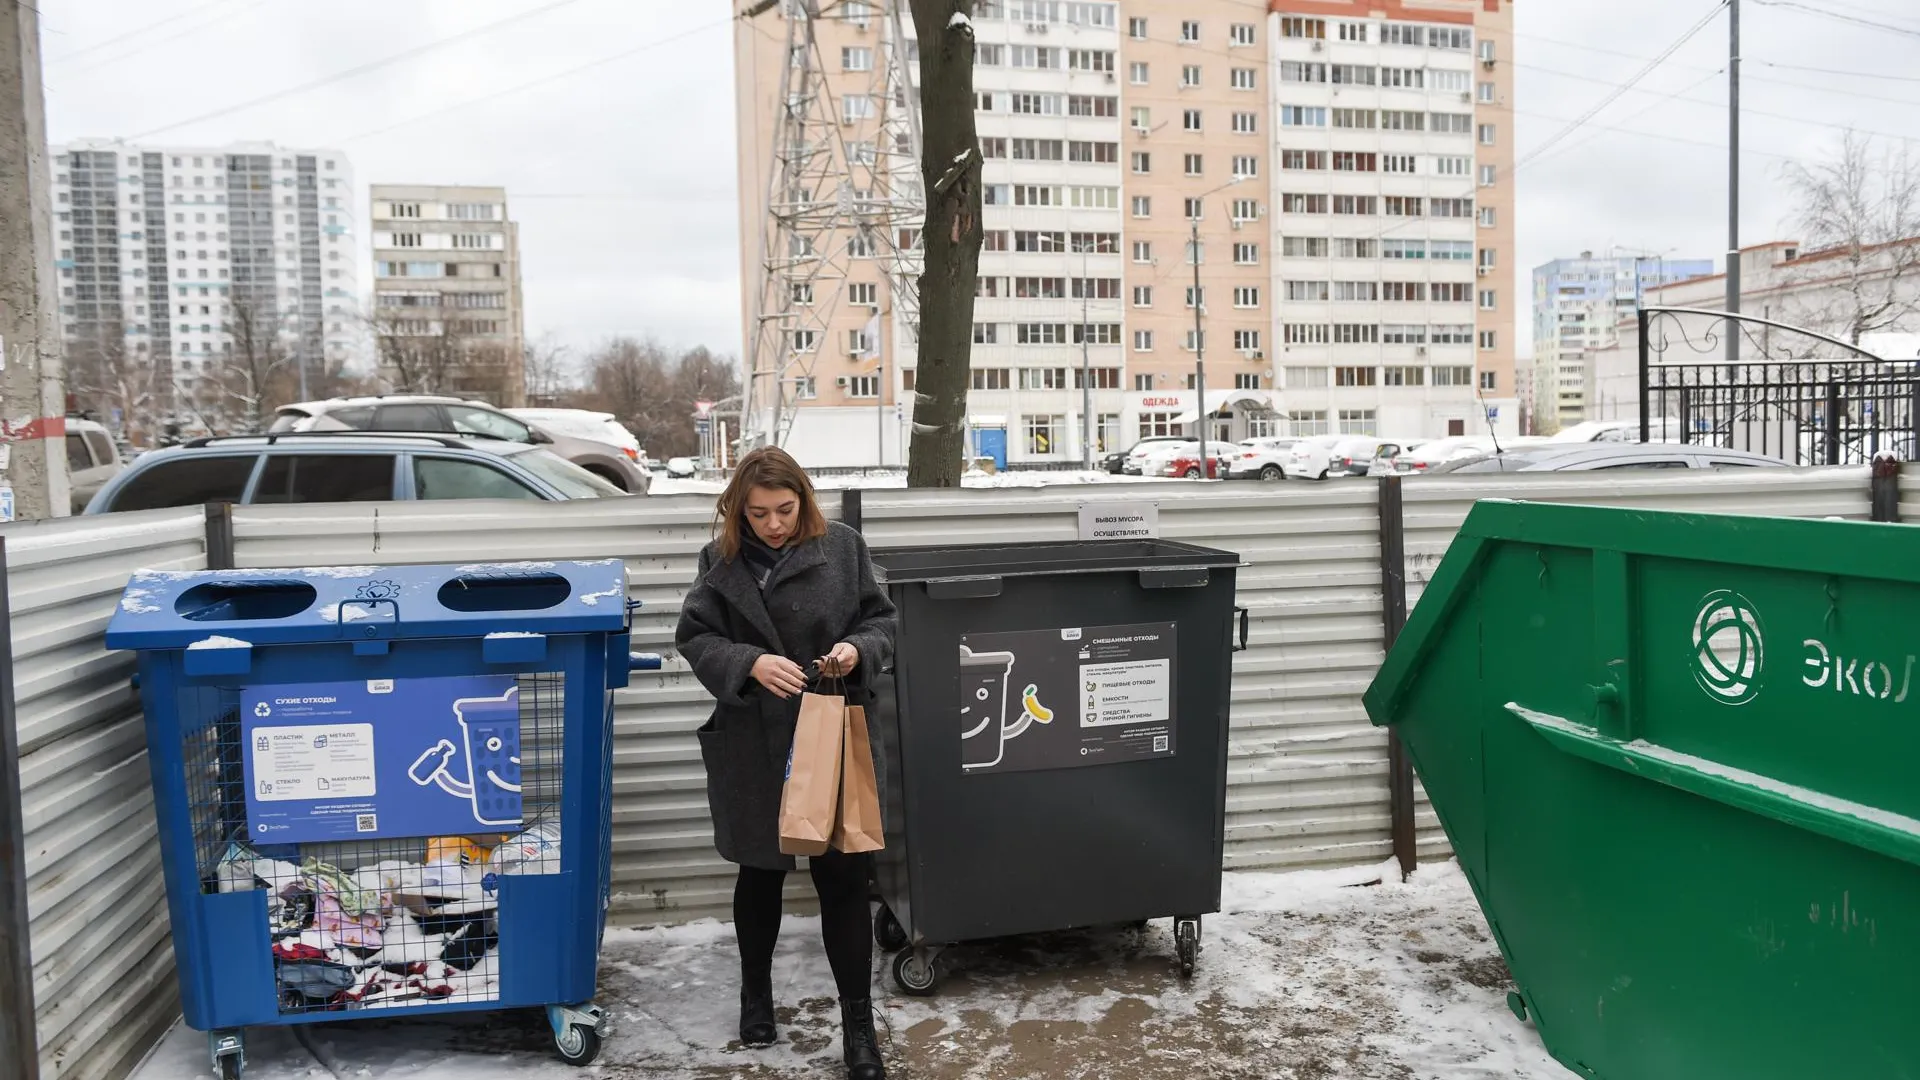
[[133, 861, 1572, 1080]]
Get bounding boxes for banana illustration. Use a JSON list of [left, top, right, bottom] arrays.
[[1021, 684, 1054, 724]]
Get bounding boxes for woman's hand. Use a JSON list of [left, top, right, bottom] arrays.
[[819, 642, 860, 678], [751, 654, 809, 699]]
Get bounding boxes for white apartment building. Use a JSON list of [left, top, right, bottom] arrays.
[[1265, 8, 1516, 443], [369, 184, 526, 407], [51, 140, 359, 418], [1531, 250, 1714, 431]]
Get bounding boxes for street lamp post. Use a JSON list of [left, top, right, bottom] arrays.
[[1190, 176, 1246, 477]]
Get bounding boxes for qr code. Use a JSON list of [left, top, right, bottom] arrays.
[[355, 814, 379, 833], [1153, 735, 1169, 752]]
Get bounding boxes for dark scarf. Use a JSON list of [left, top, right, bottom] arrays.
[[739, 528, 794, 593]]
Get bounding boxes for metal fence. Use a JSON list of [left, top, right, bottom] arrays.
[[0, 468, 1902, 1080]]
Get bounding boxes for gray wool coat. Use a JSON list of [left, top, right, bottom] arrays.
[[675, 520, 897, 871]]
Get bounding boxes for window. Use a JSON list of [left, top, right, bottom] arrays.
[[972, 368, 1011, 390], [793, 329, 818, 353], [411, 457, 543, 501], [1479, 331, 1497, 350], [1479, 124, 1497, 146], [1286, 280, 1330, 301], [1282, 149, 1328, 170], [1186, 239, 1204, 265], [1018, 368, 1067, 391], [974, 323, 999, 345], [849, 282, 879, 307], [1232, 155, 1258, 178], [1334, 323, 1380, 343], [1129, 16, 1147, 38], [1139, 411, 1178, 438], [1383, 366, 1425, 387], [1231, 67, 1256, 91], [1131, 106, 1151, 131], [1131, 195, 1152, 218], [1184, 285, 1205, 308], [1336, 367, 1378, 387], [1333, 151, 1377, 172], [1095, 413, 1121, 453], [1480, 39, 1497, 63], [1231, 198, 1260, 222], [1479, 290, 1497, 311], [1233, 329, 1262, 351], [1133, 329, 1154, 352], [1180, 64, 1202, 87], [975, 43, 1005, 66], [1132, 285, 1153, 307], [1231, 111, 1257, 134], [1283, 237, 1329, 257], [1025, 414, 1064, 456], [1385, 196, 1424, 217], [1234, 243, 1259, 265], [1381, 23, 1424, 46], [1334, 108, 1377, 130], [446, 407, 533, 442], [246, 454, 398, 504], [1132, 241, 1153, 263], [1130, 61, 1149, 84], [1382, 323, 1427, 344], [1017, 323, 1068, 345], [1339, 21, 1368, 42], [1184, 153, 1204, 177], [1067, 49, 1114, 73], [105, 454, 259, 512], [1183, 109, 1203, 132], [1280, 106, 1327, 127], [1183, 330, 1205, 351], [1479, 207, 1498, 227], [843, 46, 873, 71], [1132, 151, 1151, 175], [1431, 197, 1474, 218], [1010, 45, 1059, 68], [1479, 164, 1497, 188], [846, 375, 880, 398], [1181, 20, 1200, 41], [1479, 247, 1498, 269], [1383, 154, 1417, 174], [1233, 286, 1260, 308], [1478, 81, 1497, 103], [1382, 238, 1425, 260], [848, 231, 876, 257], [1431, 113, 1473, 135], [1481, 371, 1498, 391], [1434, 27, 1473, 50], [1069, 95, 1117, 118], [1338, 409, 1378, 435], [1230, 22, 1256, 46], [1281, 16, 1326, 38]]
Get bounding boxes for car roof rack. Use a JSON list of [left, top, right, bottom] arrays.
[[181, 431, 474, 450]]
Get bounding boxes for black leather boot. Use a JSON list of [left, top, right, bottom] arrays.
[[739, 978, 776, 1047], [840, 997, 886, 1080]]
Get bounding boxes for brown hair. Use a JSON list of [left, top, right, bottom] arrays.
[[713, 447, 830, 561]]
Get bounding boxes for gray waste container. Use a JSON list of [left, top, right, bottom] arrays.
[[867, 539, 1244, 994]]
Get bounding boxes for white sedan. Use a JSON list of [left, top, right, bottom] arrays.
[[1227, 437, 1300, 481]]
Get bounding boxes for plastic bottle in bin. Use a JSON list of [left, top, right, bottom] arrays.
[[490, 820, 562, 876]]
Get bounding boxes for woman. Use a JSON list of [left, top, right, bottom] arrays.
[[675, 447, 895, 1080]]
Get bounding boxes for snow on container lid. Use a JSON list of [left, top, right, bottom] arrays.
[[105, 559, 628, 651]]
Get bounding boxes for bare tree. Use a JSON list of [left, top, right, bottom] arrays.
[[1781, 131, 1920, 346], [367, 302, 463, 397], [578, 338, 742, 460], [67, 327, 164, 442], [206, 293, 300, 433], [523, 333, 575, 405], [904, 0, 984, 488]]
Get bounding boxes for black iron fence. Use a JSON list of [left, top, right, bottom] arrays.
[[1639, 307, 1920, 466]]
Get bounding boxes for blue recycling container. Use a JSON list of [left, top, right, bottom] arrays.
[[106, 560, 658, 1077]]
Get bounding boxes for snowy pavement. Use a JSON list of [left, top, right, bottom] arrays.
[[132, 861, 1573, 1080]]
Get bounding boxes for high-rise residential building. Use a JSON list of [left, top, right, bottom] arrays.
[[1531, 249, 1714, 430], [50, 140, 359, 428], [732, 0, 1519, 468], [369, 184, 525, 407]]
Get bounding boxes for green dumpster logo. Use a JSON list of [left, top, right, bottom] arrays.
[[1692, 590, 1765, 704]]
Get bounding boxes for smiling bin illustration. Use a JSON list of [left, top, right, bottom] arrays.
[[957, 645, 1053, 771], [408, 684, 524, 827]]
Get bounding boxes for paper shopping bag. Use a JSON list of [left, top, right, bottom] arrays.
[[832, 705, 886, 853], [778, 688, 846, 856]]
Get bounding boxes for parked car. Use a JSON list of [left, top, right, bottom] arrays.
[[1428, 442, 1792, 474], [508, 408, 649, 469], [1286, 435, 1421, 480], [1547, 418, 1685, 443], [83, 432, 630, 514], [1112, 436, 1190, 476], [1227, 437, 1300, 481], [65, 417, 126, 515], [270, 396, 651, 493], [1141, 440, 1233, 479], [665, 456, 697, 479]]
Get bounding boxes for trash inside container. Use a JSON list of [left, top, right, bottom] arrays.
[[868, 539, 1244, 994], [1365, 501, 1920, 1080], [105, 561, 659, 1078]]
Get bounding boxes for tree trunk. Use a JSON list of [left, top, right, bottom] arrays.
[[905, 0, 983, 489]]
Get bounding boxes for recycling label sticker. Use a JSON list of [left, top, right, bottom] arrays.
[[957, 621, 1177, 775]]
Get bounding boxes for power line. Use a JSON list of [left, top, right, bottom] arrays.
[[126, 0, 591, 140], [48, 0, 234, 66], [1521, 67, 1728, 171], [55, 0, 270, 79], [1755, 58, 1920, 85], [333, 16, 733, 144], [1515, 0, 1729, 171], [1750, 0, 1920, 37], [1520, 30, 1920, 100]]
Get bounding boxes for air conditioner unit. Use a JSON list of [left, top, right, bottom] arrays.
[[1241, 349, 1264, 360], [1311, 40, 1324, 52], [1460, 92, 1472, 104], [1105, 72, 1116, 84], [1477, 266, 1491, 276], [836, 375, 851, 387], [1415, 346, 1427, 355]]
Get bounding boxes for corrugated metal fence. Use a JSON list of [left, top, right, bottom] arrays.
[[0, 468, 1898, 1080]]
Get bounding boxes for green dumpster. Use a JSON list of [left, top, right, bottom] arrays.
[[1365, 500, 1920, 1080]]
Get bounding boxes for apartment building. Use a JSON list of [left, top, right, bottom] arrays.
[[732, 0, 1519, 467], [50, 140, 359, 424], [369, 184, 526, 407], [1531, 250, 1714, 431]]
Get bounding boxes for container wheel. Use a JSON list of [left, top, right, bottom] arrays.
[[554, 1024, 602, 1066], [874, 904, 909, 953], [892, 948, 939, 996], [209, 1031, 244, 1080], [1174, 917, 1202, 979], [217, 1057, 242, 1080]]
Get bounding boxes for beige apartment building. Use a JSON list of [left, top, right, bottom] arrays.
[[369, 184, 526, 407], [733, 0, 1517, 467]]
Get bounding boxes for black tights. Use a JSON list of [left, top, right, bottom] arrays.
[[734, 849, 873, 1001]]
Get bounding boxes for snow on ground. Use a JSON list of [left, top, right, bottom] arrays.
[[651, 470, 1186, 496], [132, 861, 1573, 1080]]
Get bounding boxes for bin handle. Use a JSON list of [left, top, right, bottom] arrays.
[[1506, 701, 1920, 872], [1232, 606, 1249, 652]]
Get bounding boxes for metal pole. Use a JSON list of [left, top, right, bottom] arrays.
[[1726, 0, 1741, 364], [1079, 243, 1092, 470], [1377, 475, 1416, 879], [1638, 308, 1651, 444], [1192, 217, 1207, 475], [0, 536, 40, 1080]]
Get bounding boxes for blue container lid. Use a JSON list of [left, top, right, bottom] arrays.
[[105, 560, 628, 651]]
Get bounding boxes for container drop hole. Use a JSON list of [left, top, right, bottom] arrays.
[[175, 581, 318, 622], [438, 573, 571, 612]]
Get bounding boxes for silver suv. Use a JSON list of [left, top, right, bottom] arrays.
[[269, 396, 651, 494]]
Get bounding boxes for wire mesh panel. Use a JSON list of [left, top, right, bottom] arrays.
[[178, 673, 566, 1015]]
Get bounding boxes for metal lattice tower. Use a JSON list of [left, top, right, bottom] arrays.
[[739, 0, 924, 455]]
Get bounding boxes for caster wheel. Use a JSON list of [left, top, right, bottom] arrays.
[[554, 1024, 602, 1066], [209, 1031, 245, 1080], [217, 1058, 242, 1080], [874, 905, 909, 952], [1175, 917, 1201, 980], [892, 948, 939, 997]]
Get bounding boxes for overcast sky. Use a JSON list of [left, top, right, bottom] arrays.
[[36, 0, 1920, 365]]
